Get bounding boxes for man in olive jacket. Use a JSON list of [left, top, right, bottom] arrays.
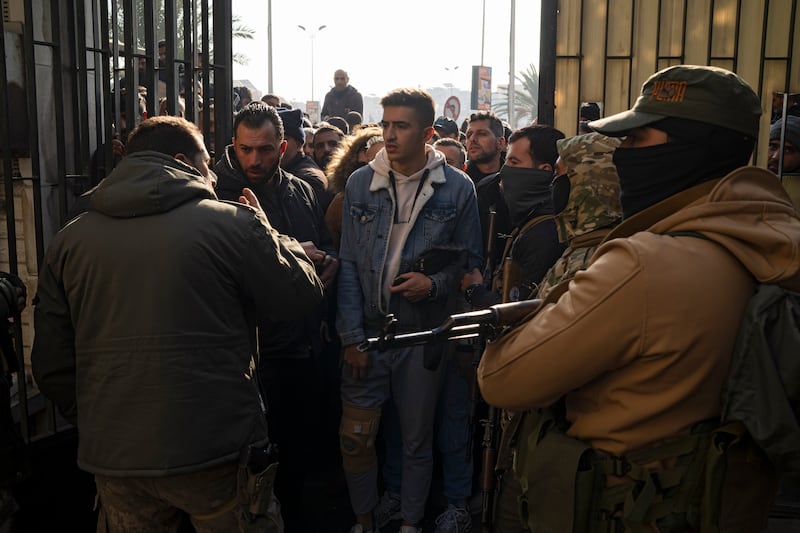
[[32, 116, 324, 533]]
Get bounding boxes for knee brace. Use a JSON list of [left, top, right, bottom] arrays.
[[339, 403, 381, 474]]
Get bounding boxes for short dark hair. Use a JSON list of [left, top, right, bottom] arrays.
[[507, 125, 566, 167], [467, 111, 505, 139], [125, 116, 203, 158], [313, 123, 345, 142], [433, 137, 467, 166], [327, 116, 350, 135], [261, 93, 283, 106], [233, 102, 284, 141], [380, 88, 435, 128], [345, 110, 363, 129]]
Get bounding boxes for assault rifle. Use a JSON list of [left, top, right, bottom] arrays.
[[357, 299, 541, 354]]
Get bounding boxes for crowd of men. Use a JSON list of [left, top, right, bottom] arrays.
[[12, 64, 800, 533]]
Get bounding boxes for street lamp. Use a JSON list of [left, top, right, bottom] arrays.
[[297, 24, 327, 101], [444, 66, 459, 95]]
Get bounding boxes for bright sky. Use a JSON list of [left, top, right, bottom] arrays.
[[231, 0, 541, 107]]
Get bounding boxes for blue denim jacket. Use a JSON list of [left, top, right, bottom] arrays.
[[337, 155, 483, 347]]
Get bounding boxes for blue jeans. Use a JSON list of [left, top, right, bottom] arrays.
[[341, 344, 443, 525], [381, 351, 473, 504]]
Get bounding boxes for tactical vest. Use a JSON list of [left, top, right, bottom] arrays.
[[492, 215, 554, 303], [508, 408, 776, 533]]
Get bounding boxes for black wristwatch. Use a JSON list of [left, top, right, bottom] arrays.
[[464, 283, 482, 305], [427, 276, 438, 300]]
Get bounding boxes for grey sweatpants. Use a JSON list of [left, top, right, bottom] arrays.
[[340, 344, 443, 525]]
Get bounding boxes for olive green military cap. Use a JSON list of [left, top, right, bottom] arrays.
[[589, 65, 762, 138]]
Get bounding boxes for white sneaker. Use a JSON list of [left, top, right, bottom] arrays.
[[349, 524, 380, 533], [374, 491, 402, 528], [434, 504, 472, 533]]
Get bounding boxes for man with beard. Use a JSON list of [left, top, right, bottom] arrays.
[[312, 123, 345, 172], [214, 102, 338, 533], [464, 111, 510, 275], [478, 65, 800, 532], [768, 115, 800, 176]]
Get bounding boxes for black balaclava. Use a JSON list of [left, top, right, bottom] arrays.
[[613, 117, 754, 219], [499, 166, 555, 227], [550, 173, 571, 214]]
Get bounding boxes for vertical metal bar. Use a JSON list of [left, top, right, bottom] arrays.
[[49, 0, 69, 227], [626, 0, 636, 108], [164, 0, 178, 116], [18, 0, 47, 440], [757, 0, 772, 132], [143, 0, 158, 119], [121, 0, 137, 132], [538, 0, 557, 126], [267, 0, 273, 93], [707, 0, 716, 64], [201, 0, 211, 152], [508, 0, 515, 127], [656, 0, 664, 63], [786, 0, 798, 84], [99, 0, 115, 180], [0, 15, 26, 439], [74, 0, 91, 177], [213, 0, 234, 150], [110, 0, 122, 159], [681, 0, 688, 63], [599, 0, 607, 115], [183, 0, 196, 123], [732, 0, 742, 70]]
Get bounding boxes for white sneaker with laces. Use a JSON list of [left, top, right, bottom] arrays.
[[349, 524, 380, 533], [434, 504, 472, 533], [374, 491, 402, 528]]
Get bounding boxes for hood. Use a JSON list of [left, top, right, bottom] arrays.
[[215, 144, 249, 187], [90, 151, 216, 218], [607, 167, 800, 288], [555, 133, 622, 241], [368, 143, 446, 184]]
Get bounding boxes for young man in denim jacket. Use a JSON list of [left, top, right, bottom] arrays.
[[336, 88, 482, 533]]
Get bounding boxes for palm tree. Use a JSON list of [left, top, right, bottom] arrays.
[[495, 64, 539, 127], [113, 7, 255, 66], [231, 15, 255, 65]]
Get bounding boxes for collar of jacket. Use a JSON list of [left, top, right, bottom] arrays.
[[602, 178, 720, 243], [368, 163, 447, 193]]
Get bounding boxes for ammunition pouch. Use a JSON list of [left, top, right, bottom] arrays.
[[513, 408, 597, 533], [339, 403, 381, 473], [513, 412, 772, 533]]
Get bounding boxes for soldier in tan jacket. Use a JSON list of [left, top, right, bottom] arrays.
[[479, 65, 800, 532]]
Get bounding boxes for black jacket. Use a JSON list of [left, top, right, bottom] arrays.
[[215, 145, 334, 359], [321, 85, 363, 120]]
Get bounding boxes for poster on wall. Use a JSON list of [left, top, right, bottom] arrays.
[[471, 65, 492, 111], [306, 101, 320, 124]]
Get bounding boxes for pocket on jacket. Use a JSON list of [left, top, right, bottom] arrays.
[[349, 203, 379, 247], [422, 204, 457, 245]]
